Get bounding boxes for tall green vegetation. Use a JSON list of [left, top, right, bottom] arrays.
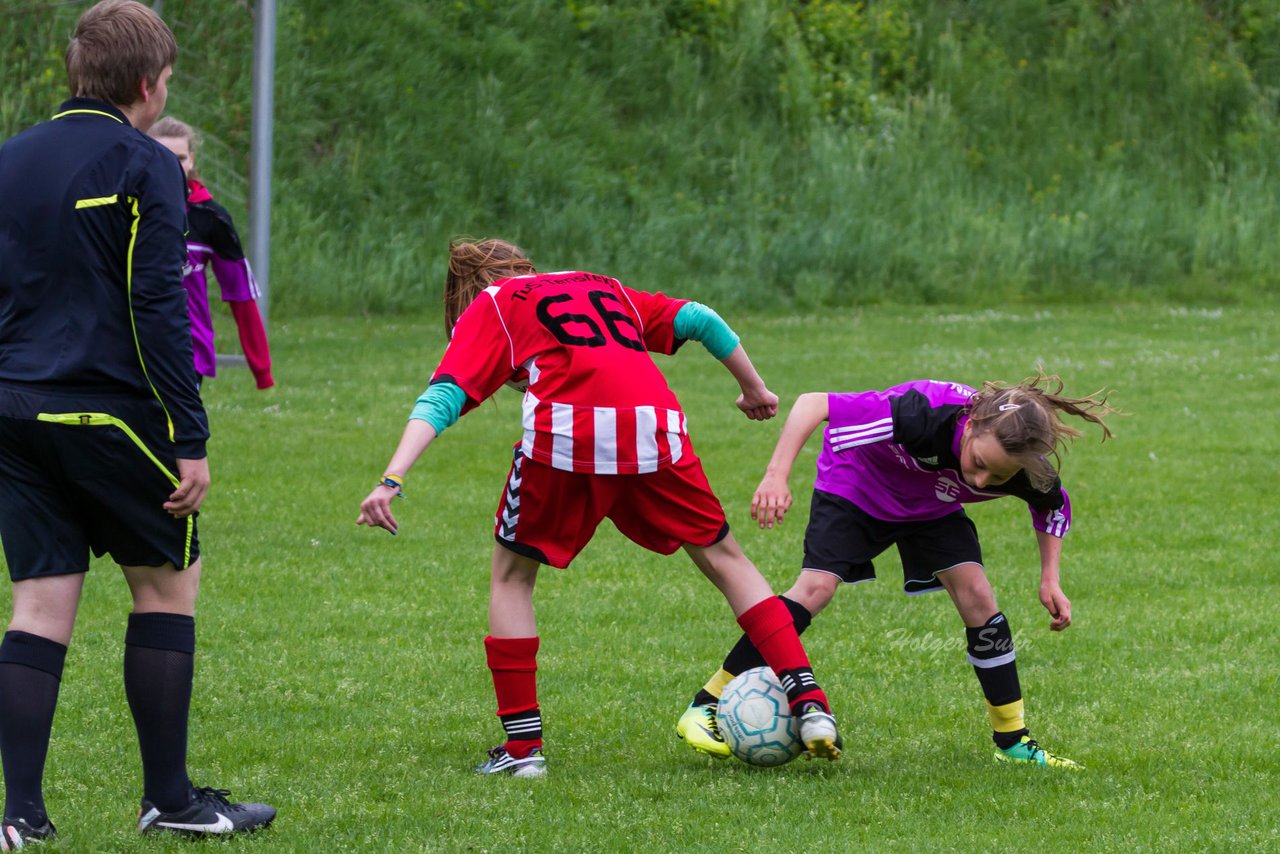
[[2, 0, 1277, 312]]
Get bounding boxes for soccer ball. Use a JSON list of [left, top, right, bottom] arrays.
[[716, 666, 803, 767]]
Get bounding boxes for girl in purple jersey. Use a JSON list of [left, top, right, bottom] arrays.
[[675, 372, 1114, 769]]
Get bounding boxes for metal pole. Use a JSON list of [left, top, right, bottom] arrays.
[[249, 0, 276, 323]]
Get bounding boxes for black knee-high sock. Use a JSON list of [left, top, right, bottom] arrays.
[[692, 597, 813, 707], [965, 612, 1028, 749], [124, 613, 195, 812], [0, 631, 67, 825]]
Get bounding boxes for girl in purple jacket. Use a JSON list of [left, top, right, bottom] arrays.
[[676, 372, 1114, 769], [150, 117, 273, 390]]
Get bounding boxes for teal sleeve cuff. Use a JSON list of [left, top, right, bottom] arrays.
[[409, 381, 466, 435], [673, 302, 740, 360]]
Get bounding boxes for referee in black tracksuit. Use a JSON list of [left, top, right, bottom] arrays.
[[0, 1, 273, 844]]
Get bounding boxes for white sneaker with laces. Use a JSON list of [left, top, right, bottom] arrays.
[[475, 745, 547, 778]]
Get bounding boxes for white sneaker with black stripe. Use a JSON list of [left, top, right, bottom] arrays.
[[475, 745, 546, 777], [137, 786, 276, 836]]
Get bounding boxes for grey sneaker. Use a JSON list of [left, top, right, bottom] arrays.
[[798, 702, 841, 761], [475, 745, 547, 778]]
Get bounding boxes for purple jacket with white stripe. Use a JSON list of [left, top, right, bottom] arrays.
[[816, 379, 1071, 537]]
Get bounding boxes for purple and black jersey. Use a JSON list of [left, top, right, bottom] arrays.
[[815, 380, 1071, 537], [182, 182, 260, 379]]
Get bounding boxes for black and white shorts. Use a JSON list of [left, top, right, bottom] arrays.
[[801, 489, 982, 595]]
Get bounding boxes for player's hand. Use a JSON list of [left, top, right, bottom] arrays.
[[737, 386, 779, 421], [750, 474, 792, 529], [1039, 583, 1072, 631], [165, 457, 210, 518], [357, 484, 400, 535]]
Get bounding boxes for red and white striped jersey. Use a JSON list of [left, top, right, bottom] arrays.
[[432, 271, 693, 474]]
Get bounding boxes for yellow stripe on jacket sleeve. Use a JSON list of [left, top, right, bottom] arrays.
[[75, 195, 118, 209]]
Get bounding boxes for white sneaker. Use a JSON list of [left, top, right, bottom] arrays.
[[475, 746, 547, 778], [798, 703, 841, 761]]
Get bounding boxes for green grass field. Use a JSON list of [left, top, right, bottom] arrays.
[[2, 304, 1276, 851]]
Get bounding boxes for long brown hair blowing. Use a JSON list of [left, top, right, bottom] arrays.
[[444, 238, 536, 336], [967, 370, 1116, 491]]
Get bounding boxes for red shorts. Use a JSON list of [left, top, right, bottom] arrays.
[[493, 447, 729, 568]]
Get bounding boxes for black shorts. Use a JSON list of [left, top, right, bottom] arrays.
[[0, 392, 199, 580], [801, 489, 981, 595]]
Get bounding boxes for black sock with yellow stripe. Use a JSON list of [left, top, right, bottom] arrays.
[[965, 612, 1028, 750]]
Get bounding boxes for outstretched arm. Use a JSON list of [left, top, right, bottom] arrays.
[[1036, 528, 1071, 631], [751, 392, 828, 529], [357, 419, 438, 535], [356, 382, 466, 535]]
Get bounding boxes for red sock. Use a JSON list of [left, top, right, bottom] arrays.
[[737, 597, 829, 712], [484, 636, 542, 757]]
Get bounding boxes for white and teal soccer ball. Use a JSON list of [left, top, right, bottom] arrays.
[[715, 666, 803, 767]]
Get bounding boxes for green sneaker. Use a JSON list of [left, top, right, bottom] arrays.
[[676, 703, 731, 759], [994, 735, 1082, 770]]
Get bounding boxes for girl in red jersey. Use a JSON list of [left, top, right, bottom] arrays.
[[358, 239, 841, 776]]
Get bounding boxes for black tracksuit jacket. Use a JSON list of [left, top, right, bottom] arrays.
[[0, 98, 207, 457]]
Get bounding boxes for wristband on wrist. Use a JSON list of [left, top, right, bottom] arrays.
[[379, 474, 405, 498]]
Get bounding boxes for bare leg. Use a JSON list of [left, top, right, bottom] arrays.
[[488, 546, 540, 637], [781, 569, 841, 617], [8, 574, 85, 647], [122, 559, 201, 615], [935, 562, 998, 627], [683, 532, 773, 617]]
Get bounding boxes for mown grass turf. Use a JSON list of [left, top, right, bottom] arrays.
[[2, 304, 1276, 851]]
